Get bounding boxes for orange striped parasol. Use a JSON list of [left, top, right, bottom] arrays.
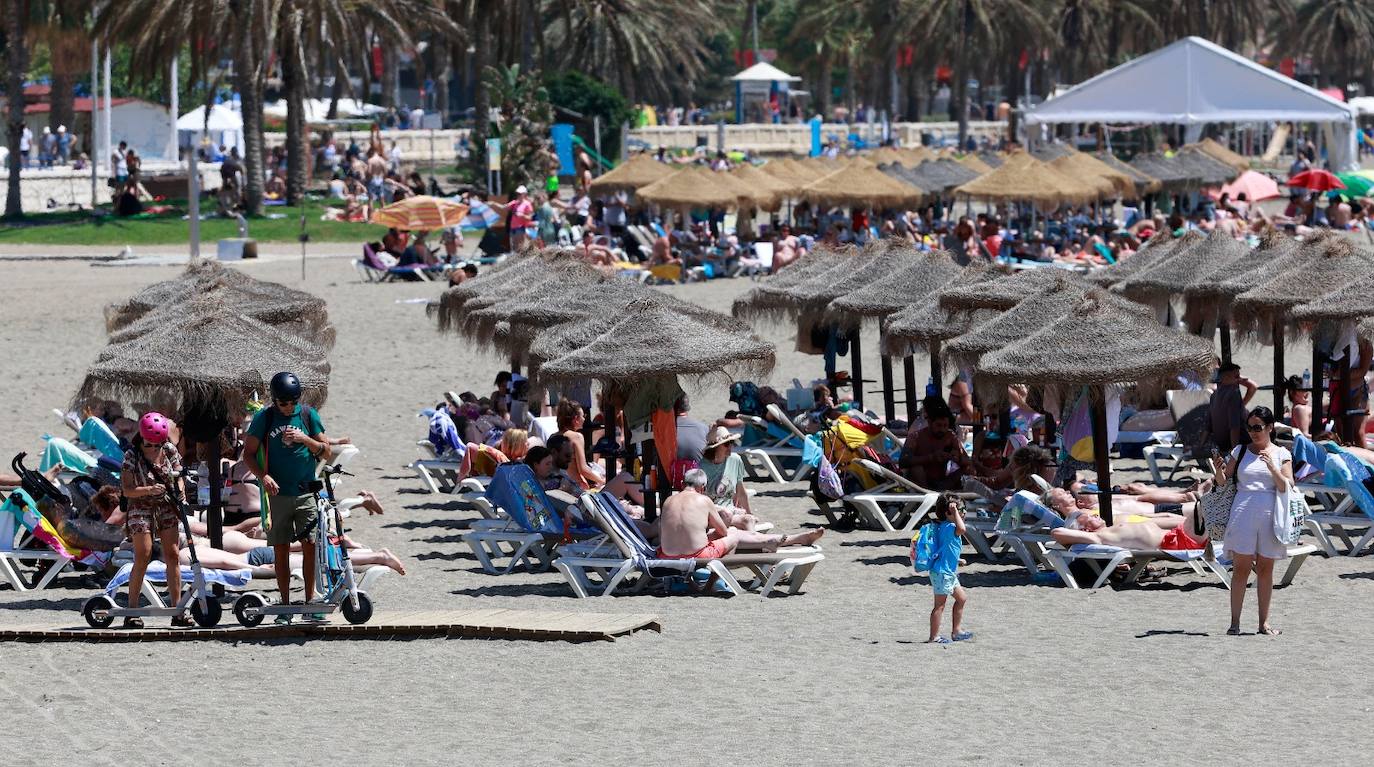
[[369, 195, 470, 230]]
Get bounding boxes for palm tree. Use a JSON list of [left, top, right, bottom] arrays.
[[273, 0, 458, 204], [96, 0, 272, 215], [1057, 0, 1160, 85], [4, 0, 31, 219], [543, 0, 725, 104], [1281, 0, 1374, 92], [1159, 0, 1293, 53], [901, 0, 1053, 147], [787, 2, 866, 120], [32, 0, 87, 137]]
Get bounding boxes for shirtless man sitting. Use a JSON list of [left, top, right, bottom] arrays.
[[656, 469, 823, 558]]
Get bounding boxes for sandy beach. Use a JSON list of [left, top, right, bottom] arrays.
[[2, 256, 1373, 766]]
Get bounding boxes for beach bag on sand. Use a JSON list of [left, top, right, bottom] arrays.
[[1196, 447, 1240, 541], [910, 524, 936, 573]]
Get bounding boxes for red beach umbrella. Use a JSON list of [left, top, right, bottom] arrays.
[[1287, 169, 1346, 192]]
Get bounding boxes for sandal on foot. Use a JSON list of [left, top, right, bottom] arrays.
[[1258, 626, 1282, 636], [122, 617, 144, 630], [170, 615, 194, 629], [1226, 626, 1241, 636]]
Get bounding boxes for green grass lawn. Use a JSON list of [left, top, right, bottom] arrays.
[[0, 199, 388, 247]]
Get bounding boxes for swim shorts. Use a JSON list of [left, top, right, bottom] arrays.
[[930, 570, 961, 596], [1160, 526, 1205, 551], [247, 547, 276, 566], [266, 494, 319, 546], [656, 539, 729, 560]]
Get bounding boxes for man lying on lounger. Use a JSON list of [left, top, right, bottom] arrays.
[[656, 469, 824, 559], [1046, 489, 1203, 551]]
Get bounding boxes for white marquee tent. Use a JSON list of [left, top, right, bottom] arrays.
[[1025, 36, 1358, 170], [177, 104, 244, 154]]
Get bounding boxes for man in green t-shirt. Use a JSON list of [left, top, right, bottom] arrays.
[[243, 372, 329, 622]]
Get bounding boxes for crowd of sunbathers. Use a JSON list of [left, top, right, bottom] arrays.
[[3, 395, 405, 628], [426, 375, 825, 566]]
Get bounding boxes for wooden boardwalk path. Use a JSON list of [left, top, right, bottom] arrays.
[[0, 609, 662, 643]]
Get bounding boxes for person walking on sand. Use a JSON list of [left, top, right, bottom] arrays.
[[242, 372, 329, 624], [926, 495, 972, 644], [1210, 406, 1293, 636]]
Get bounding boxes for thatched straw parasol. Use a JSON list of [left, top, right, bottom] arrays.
[[1088, 229, 1205, 288], [105, 260, 328, 334], [1190, 138, 1249, 173], [587, 153, 675, 195], [108, 289, 336, 350], [945, 274, 1091, 370], [1114, 228, 1245, 300], [978, 291, 1215, 522], [1047, 154, 1116, 198], [1128, 152, 1201, 191], [1095, 152, 1160, 195], [939, 265, 1088, 311], [462, 266, 606, 348], [1186, 228, 1302, 304], [538, 298, 775, 385], [731, 162, 797, 204], [1176, 147, 1239, 186], [737, 241, 893, 325], [953, 152, 1097, 206], [881, 266, 1007, 356], [1232, 235, 1374, 332], [1293, 267, 1374, 322], [801, 162, 924, 208], [77, 309, 330, 415], [431, 250, 582, 332], [731, 243, 857, 320], [760, 157, 819, 189], [1051, 152, 1137, 198], [827, 249, 966, 322], [638, 166, 776, 211], [902, 146, 937, 165]]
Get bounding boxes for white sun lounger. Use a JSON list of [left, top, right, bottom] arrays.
[[554, 493, 824, 599], [738, 404, 813, 484], [840, 458, 942, 533], [1044, 540, 1319, 590], [0, 490, 80, 592], [1302, 454, 1374, 557]]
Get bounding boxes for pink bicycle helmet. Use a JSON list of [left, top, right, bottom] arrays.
[[139, 412, 172, 445]]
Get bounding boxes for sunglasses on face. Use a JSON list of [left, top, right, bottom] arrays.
[[1246, 423, 1266, 432], [275, 398, 299, 406]]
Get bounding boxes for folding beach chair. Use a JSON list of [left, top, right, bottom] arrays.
[[461, 463, 606, 574], [553, 493, 823, 599], [1141, 390, 1211, 484], [738, 404, 812, 483]]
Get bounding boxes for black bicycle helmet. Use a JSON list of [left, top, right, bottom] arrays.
[[270, 371, 303, 401]]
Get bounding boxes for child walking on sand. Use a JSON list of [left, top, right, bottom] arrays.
[[927, 495, 972, 644]]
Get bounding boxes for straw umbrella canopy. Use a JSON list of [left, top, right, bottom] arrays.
[[1232, 235, 1374, 334], [944, 272, 1112, 370], [1047, 154, 1117, 198], [1095, 152, 1160, 195], [736, 241, 891, 325], [1176, 147, 1239, 186], [431, 250, 582, 332], [801, 162, 925, 208], [1030, 143, 1075, 161], [369, 195, 470, 230], [77, 307, 331, 416], [788, 239, 914, 326], [731, 162, 797, 203], [105, 260, 328, 334], [538, 298, 776, 385], [526, 289, 740, 366], [827, 249, 966, 323], [901, 146, 937, 165], [939, 265, 1088, 311], [1088, 229, 1205, 288], [760, 158, 818, 189], [462, 266, 606, 348], [1051, 152, 1137, 198], [1113, 229, 1244, 301], [1185, 228, 1301, 309], [587, 153, 675, 195], [1293, 266, 1374, 323], [1190, 138, 1249, 173], [108, 288, 336, 350], [731, 244, 858, 321], [953, 152, 1097, 206], [637, 166, 776, 211], [882, 266, 1007, 357], [1129, 152, 1201, 192]]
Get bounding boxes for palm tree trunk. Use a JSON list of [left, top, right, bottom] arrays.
[[283, 22, 308, 205], [435, 40, 451, 127], [469, 1, 492, 186], [380, 47, 395, 109], [1006, 51, 1021, 143], [327, 60, 345, 120], [235, 3, 265, 216], [520, 0, 536, 71], [818, 51, 832, 121], [954, 0, 971, 149], [5, 2, 28, 219]]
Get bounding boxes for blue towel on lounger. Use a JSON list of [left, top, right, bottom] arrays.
[[104, 560, 252, 597], [1291, 433, 1327, 477], [78, 417, 122, 459]]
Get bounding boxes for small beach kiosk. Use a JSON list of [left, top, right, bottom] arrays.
[[732, 62, 801, 124]]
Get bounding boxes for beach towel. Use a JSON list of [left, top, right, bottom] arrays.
[[1060, 387, 1120, 464], [997, 491, 1065, 533], [427, 409, 465, 458], [78, 417, 122, 459], [1290, 433, 1327, 480], [1323, 453, 1374, 521], [103, 560, 252, 597], [485, 463, 589, 535], [1067, 542, 1205, 562], [39, 436, 97, 475]]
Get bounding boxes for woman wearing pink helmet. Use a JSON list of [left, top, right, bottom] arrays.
[[119, 412, 188, 628]]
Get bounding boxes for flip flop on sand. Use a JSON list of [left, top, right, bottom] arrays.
[[1258, 626, 1282, 636]]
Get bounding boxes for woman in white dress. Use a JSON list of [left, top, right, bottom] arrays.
[[1210, 406, 1293, 636]]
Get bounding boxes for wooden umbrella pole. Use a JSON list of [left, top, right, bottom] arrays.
[[1339, 345, 1352, 443], [929, 341, 943, 392], [603, 399, 618, 479], [850, 329, 864, 411], [1219, 320, 1232, 366], [880, 353, 895, 424], [1090, 392, 1113, 525], [205, 437, 225, 597], [642, 437, 657, 523], [1272, 319, 1284, 417], [903, 354, 918, 424], [1313, 345, 1326, 436]]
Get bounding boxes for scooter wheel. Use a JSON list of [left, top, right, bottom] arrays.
[[190, 597, 222, 628], [82, 595, 116, 629], [341, 591, 373, 625], [233, 593, 267, 627]]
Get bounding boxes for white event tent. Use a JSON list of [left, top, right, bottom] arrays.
[[177, 104, 244, 154], [1025, 36, 1358, 170]]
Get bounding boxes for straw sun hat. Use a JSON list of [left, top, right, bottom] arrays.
[[706, 425, 742, 449]]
